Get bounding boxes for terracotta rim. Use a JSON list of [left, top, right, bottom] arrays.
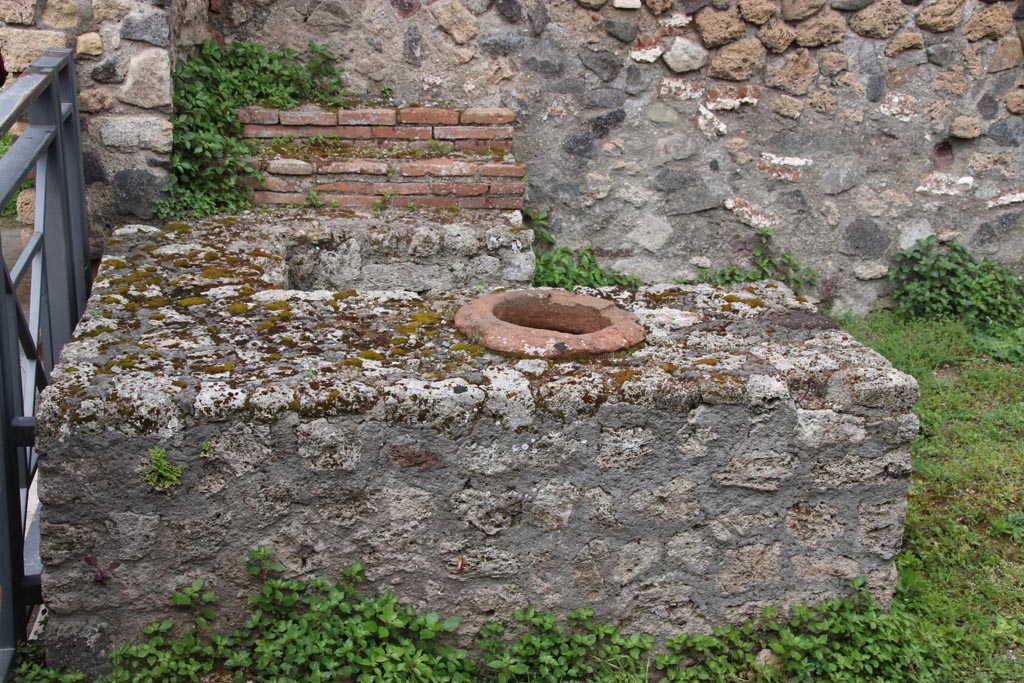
[[454, 289, 646, 358]]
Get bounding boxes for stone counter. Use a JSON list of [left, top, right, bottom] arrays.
[[36, 213, 918, 673]]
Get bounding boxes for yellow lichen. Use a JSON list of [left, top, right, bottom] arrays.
[[177, 297, 210, 307], [227, 303, 248, 315], [333, 289, 357, 300], [412, 311, 442, 325], [357, 350, 384, 361]]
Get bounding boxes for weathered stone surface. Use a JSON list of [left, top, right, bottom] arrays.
[[885, 31, 924, 55], [523, 40, 563, 74], [663, 37, 710, 72], [76, 32, 103, 57], [795, 9, 847, 46], [787, 502, 843, 545], [915, 0, 965, 33], [782, 0, 825, 22], [986, 117, 1024, 146], [859, 501, 906, 558], [43, 0, 79, 29], [404, 25, 423, 65], [714, 450, 799, 490], [709, 38, 767, 80], [479, 29, 524, 54], [766, 48, 819, 95], [573, 540, 609, 599], [821, 156, 866, 194], [771, 93, 805, 117], [759, 17, 798, 52], [577, 0, 609, 8], [695, 7, 747, 47], [740, 0, 777, 23], [950, 115, 980, 138], [644, 0, 675, 13], [850, 0, 909, 38], [842, 218, 891, 257], [578, 47, 624, 81], [962, 3, 1013, 41], [630, 477, 700, 520], [0, 28, 69, 72], [0, 0, 34, 25], [116, 48, 171, 109], [717, 543, 781, 593], [1006, 88, 1024, 115], [120, 11, 169, 46], [819, 51, 848, 74], [829, 0, 873, 10], [98, 116, 173, 152], [988, 36, 1024, 72], [15, 188, 34, 225], [431, 0, 479, 44]]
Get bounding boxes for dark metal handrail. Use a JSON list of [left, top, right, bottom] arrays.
[[0, 49, 91, 676]]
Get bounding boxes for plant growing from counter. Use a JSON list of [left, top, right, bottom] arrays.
[[156, 40, 347, 219], [525, 208, 644, 290], [142, 446, 181, 492], [688, 228, 820, 296]]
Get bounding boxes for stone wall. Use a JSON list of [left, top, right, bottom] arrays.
[[242, 104, 527, 209], [4, 0, 1022, 306], [37, 216, 917, 674], [0, 0, 209, 252], [208, 0, 1023, 311]]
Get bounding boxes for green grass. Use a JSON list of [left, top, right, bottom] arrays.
[[839, 311, 1024, 681]]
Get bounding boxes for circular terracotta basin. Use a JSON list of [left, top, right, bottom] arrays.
[[454, 289, 645, 358]]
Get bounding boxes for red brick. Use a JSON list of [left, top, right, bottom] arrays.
[[480, 163, 527, 177], [401, 195, 460, 209], [253, 191, 306, 205], [460, 107, 515, 124], [260, 176, 300, 192], [460, 196, 525, 209], [431, 183, 489, 196], [331, 126, 373, 139], [434, 125, 514, 140], [316, 181, 374, 194], [399, 159, 477, 177], [399, 107, 459, 124], [489, 182, 526, 196], [237, 106, 279, 124], [337, 109, 396, 125], [241, 124, 290, 138], [371, 126, 433, 140], [454, 140, 514, 152], [319, 194, 378, 207], [280, 105, 336, 126], [373, 182, 431, 195], [318, 160, 390, 175]]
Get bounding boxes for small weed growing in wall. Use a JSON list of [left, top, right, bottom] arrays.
[[156, 40, 347, 219], [143, 446, 181, 492], [380, 82, 395, 100], [526, 208, 644, 290], [688, 228, 819, 296], [304, 189, 323, 208]]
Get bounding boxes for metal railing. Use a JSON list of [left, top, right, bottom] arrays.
[[0, 49, 91, 676]]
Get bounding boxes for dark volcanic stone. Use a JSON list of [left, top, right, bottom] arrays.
[[583, 88, 627, 109], [625, 64, 646, 95], [970, 212, 1021, 254], [662, 179, 724, 214], [1014, 0, 1024, 19], [778, 190, 808, 211], [976, 94, 999, 120], [865, 75, 886, 103], [563, 132, 598, 158], [403, 25, 423, 66], [523, 40, 563, 74], [926, 43, 955, 66], [604, 18, 639, 43], [82, 149, 107, 184], [842, 218, 890, 258], [495, 0, 523, 22], [114, 169, 166, 220], [120, 11, 170, 47], [480, 30, 527, 54], [528, 2, 549, 35], [90, 57, 124, 84], [577, 47, 623, 82], [679, 0, 711, 12], [651, 167, 692, 192], [547, 78, 586, 94], [391, 0, 421, 17], [589, 109, 626, 138], [986, 118, 1024, 147]]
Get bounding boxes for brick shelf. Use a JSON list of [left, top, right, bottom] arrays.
[[239, 105, 525, 209]]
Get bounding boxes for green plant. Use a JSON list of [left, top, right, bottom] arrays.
[[143, 446, 181, 492], [269, 134, 294, 146], [426, 139, 453, 155], [889, 235, 1024, 330], [198, 440, 212, 457], [304, 189, 323, 207], [380, 82, 395, 99], [156, 40, 347, 219], [407, 200, 417, 210], [373, 192, 392, 212], [695, 228, 819, 295], [0, 132, 34, 217], [525, 208, 644, 290]]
